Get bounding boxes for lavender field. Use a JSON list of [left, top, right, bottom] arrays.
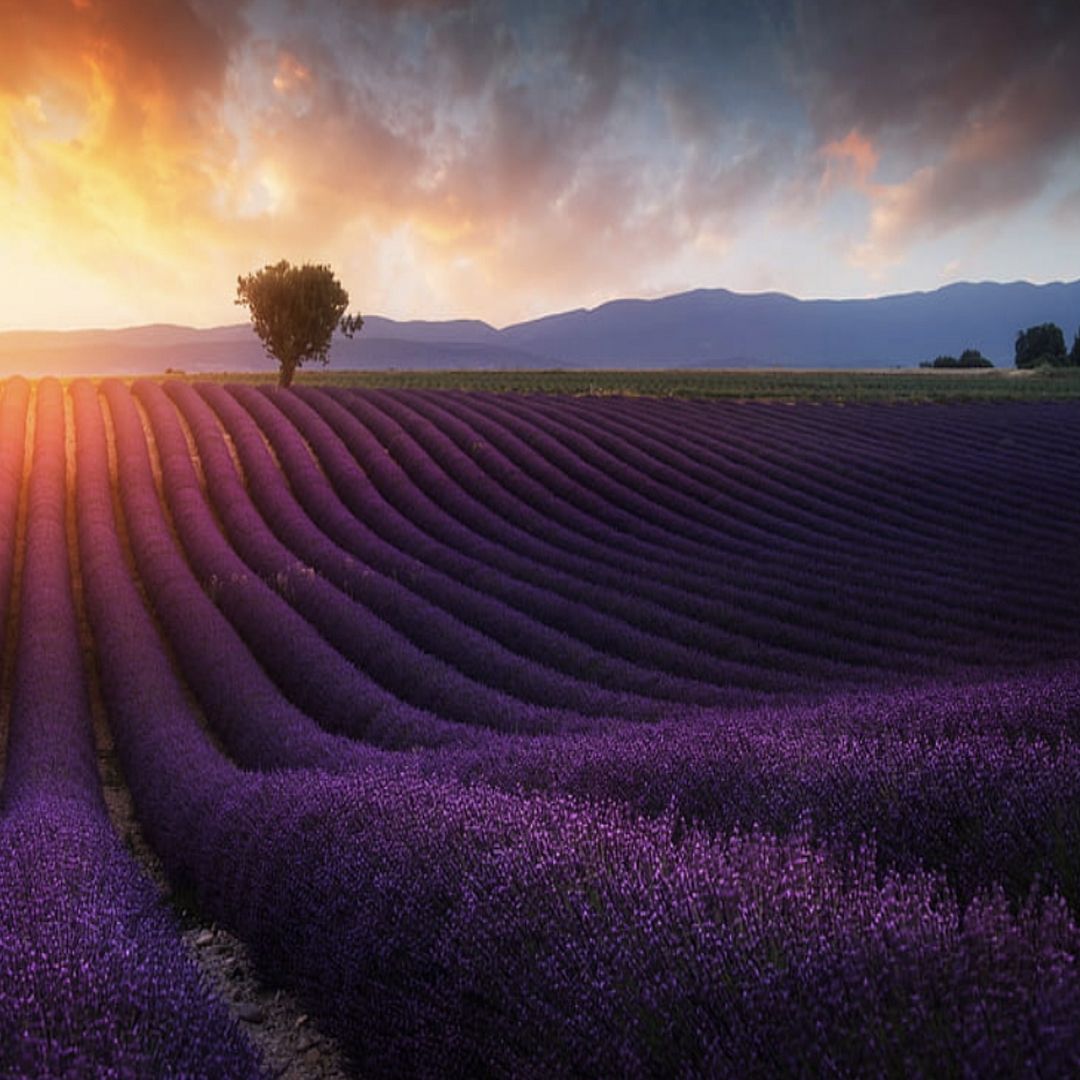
[[3, 375, 1080, 1076]]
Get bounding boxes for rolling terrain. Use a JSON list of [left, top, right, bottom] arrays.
[[1, 377, 1079, 1074]]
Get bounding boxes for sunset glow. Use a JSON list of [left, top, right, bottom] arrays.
[[1, 0, 1078, 330]]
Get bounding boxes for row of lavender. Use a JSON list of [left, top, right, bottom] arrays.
[[88, 380, 1080, 906], [0, 379, 263, 1076], [290, 385, 1080, 673], [78, 379, 1080, 1074], [4, 375, 1080, 1074], [96, 377, 1080, 908]]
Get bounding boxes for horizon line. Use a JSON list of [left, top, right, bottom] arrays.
[[1, 276, 1076, 337]]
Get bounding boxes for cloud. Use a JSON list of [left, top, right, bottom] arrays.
[[857, 46, 1080, 262], [0, 1, 818, 326], [2, 0, 1078, 330], [818, 130, 878, 194], [791, 0, 1080, 258], [1056, 186, 1080, 227], [0, 0, 248, 297]]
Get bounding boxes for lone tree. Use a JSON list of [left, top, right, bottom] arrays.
[[236, 260, 363, 387], [1071, 328, 1080, 367], [1014, 323, 1066, 369]]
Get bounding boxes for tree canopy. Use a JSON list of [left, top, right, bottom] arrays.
[[919, 349, 993, 369], [235, 260, 362, 387], [1014, 323, 1066, 369]]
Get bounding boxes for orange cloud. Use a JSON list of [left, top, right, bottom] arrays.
[[852, 56, 1079, 269], [819, 129, 878, 194], [272, 52, 311, 95], [0, 1, 251, 324]]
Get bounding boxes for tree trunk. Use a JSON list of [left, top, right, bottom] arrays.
[[278, 359, 297, 388]]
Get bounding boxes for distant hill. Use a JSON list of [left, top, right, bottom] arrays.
[[498, 281, 1080, 367], [2, 279, 1078, 374]]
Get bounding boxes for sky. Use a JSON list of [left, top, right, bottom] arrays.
[[1, 0, 1078, 331]]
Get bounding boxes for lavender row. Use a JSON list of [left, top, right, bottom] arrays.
[[281, 384, 932, 678], [3, 380, 100, 810], [199, 383, 758, 705], [331, 384, 971, 630], [453, 384, 1071, 596], [166, 380, 716, 715], [335, 384, 809, 578], [520, 389, 1076, 565], [204, 384, 812, 704], [585, 393, 1080, 530], [398, 383, 927, 559], [629, 393, 1080, 476], [261, 380, 859, 682], [351, 385, 966, 656], [132, 379, 608, 734], [70, 394, 1080, 1075], [312, 385, 1028, 671], [613, 394, 1080, 535], [546, 392, 1080, 606], [531, 392, 1080, 630], [76, 380, 1080, 1072], [0, 379, 263, 1078], [0, 379, 27, 669], [386, 384, 925, 574], [70, 381, 1080, 909], [405, 385, 961, 570], [427, 387, 1071, 625], [353, 387, 1078, 661], [565, 392, 1080, 530], [430, 667, 1080, 908], [99, 378, 398, 764], [376, 384, 1043, 636], [174, 387, 1080, 904]]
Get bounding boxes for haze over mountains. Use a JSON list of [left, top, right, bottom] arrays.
[[3, 279, 1078, 376]]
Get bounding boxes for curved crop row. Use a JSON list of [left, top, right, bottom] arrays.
[[564, 392, 1080, 541], [6, 377, 1078, 1077], [99, 378, 385, 766], [71, 378, 1080, 1076], [338, 386, 1079, 662], [202, 381, 787, 704], [131, 378, 610, 735], [300, 386, 1038, 674], [412, 388, 1071, 626], [277, 385, 918, 680], [0, 379, 262, 1078], [165, 380, 703, 717], [316, 385, 954, 650]]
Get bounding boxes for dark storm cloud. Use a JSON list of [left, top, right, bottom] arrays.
[[298, 0, 1080, 260], [791, 0, 1079, 145], [788, 0, 1080, 252]]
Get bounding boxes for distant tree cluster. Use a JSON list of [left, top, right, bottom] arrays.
[[1015, 323, 1080, 369], [920, 349, 993, 370]]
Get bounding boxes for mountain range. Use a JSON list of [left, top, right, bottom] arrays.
[[2, 279, 1078, 375]]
